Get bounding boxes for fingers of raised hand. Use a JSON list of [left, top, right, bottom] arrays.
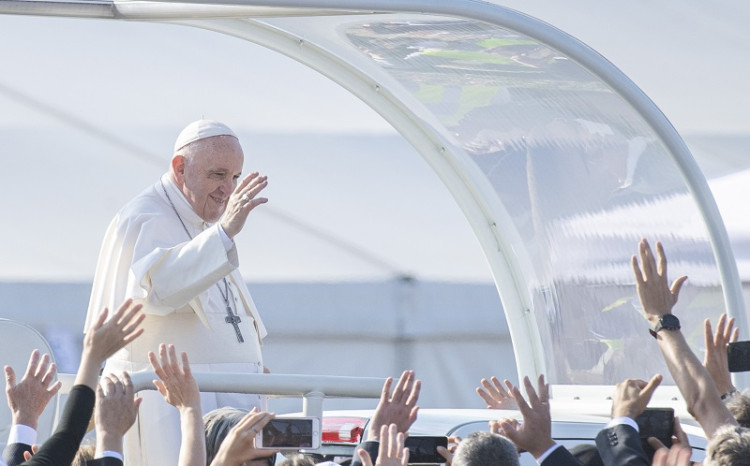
[[523, 376, 541, 407], [5, 365, 16, 389], [357, 448, 374, 466], [148, 351, 166, 379], [505, 380, 531, 414], [180, 351, 192, 377], [404, 379, 420, 407], [23, 349, 41, 379], [380, 377, 394, 403], [122, 372, 134, 396], [392, 371, 413, 403], [643, 374, 663, 398], [631, 255, 645, 285], [656, 241, 667, 278]]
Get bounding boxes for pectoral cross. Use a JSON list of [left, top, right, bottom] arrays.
[[225, 307, 244, 343]]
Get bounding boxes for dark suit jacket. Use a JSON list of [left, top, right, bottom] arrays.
[[540, 444, 585, 465], [2, 386, 121, 466], [595, 424, 648, 466], [350, 440, 378, 466], [3, 442, 122, 466]]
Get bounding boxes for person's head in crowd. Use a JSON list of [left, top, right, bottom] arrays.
[[568, 444, 604, 466], [451, 431, 519, 466], [704, 424, 750, 466], [204, 407, 248, 464], [724, 392, 750, 428], [278, 453, 316, 466], [71, 444, 95, 466], [204, 407, 276, 466]]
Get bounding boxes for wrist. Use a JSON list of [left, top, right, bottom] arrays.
[[529, 438, 556, 459], [13, 415, 38, 429], [612, 408, 638, 419], [179, 404, 202, 415], [97, 432, 124, 454]]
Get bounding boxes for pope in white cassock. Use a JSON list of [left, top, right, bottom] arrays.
[[84, 120, 269, 466]]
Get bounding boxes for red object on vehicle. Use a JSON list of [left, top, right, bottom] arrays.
[[322, 417, 367, 443]]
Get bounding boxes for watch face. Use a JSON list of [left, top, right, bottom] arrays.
[[661, 314, 680, 330]]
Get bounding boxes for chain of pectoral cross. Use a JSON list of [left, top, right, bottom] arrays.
[[161, 180, 244, 343]]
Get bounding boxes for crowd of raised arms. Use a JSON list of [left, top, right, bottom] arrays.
[[3, 239, 750, 466]]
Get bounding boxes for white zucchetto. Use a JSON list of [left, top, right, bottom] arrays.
[[174, 119, 238, 153]]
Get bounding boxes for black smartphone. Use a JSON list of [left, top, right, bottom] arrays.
[[728, 341, 750, 372], [404, 436, 448, 464], [635, 407, 674, 454]]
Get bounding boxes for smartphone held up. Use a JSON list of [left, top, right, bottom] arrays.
[[256, 417, 321, 450]]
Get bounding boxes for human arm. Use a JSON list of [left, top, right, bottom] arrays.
[[77, 299, 145, 390], [356, 424, 409, 466], [94, 373, 141, 459], [476, 376, 517, 410], [148, 344, 204, 466], [208, 410, 277, 466], [632, 239, 736, 438], [19, 299, 144, 466], [703, 314, 738, 397]]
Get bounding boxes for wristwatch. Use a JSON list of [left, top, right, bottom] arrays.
[[650, 314, 681, 339]]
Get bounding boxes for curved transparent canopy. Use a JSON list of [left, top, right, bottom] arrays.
[[205, 11, 739, 386], [1, 0, 742, 387]]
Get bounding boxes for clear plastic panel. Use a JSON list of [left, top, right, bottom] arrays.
[[259, 14, 724, 385]]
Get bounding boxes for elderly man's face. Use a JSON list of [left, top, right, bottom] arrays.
[[175, 135, 244, 223]]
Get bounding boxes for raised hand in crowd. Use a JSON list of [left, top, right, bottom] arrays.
[[94, 373, 141, 459], [78, 299, 145, 390], [476, 376, 517, 410], [493, 375, 555, 459], [632, 239, 736, 438], [651, 444, 693, 466], [647, 417, 691, 457], [357, 424, 408, 466], [611, 375, 662, 419], [208, 409, 277, 466], [703, 313, 739, 398], [148, 344, 205, 466], [436, 436, 460, 466], [4, 349, 62, 430], [366, 370, 420, 442]]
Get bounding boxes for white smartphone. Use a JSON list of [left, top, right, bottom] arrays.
[[256, 417, 321, 450]]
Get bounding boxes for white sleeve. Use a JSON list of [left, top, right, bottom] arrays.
[[7, 424, 37, 445]]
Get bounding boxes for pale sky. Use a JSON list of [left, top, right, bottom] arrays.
[[1, 1, 749, 283]]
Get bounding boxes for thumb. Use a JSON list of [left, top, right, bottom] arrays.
[[499, 420, 519, 440], [357, 448, 374, 466], [670, 275, 688, 297], [648, 436, 667, 452], [641, 374, 663, 400]]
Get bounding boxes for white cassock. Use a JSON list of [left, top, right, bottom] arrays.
[[85, 173, 268, 466]]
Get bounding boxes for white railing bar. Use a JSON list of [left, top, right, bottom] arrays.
[[129, 371, 386, 398]]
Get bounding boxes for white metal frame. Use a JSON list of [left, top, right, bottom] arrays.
[[1, 0, 743, 388]]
